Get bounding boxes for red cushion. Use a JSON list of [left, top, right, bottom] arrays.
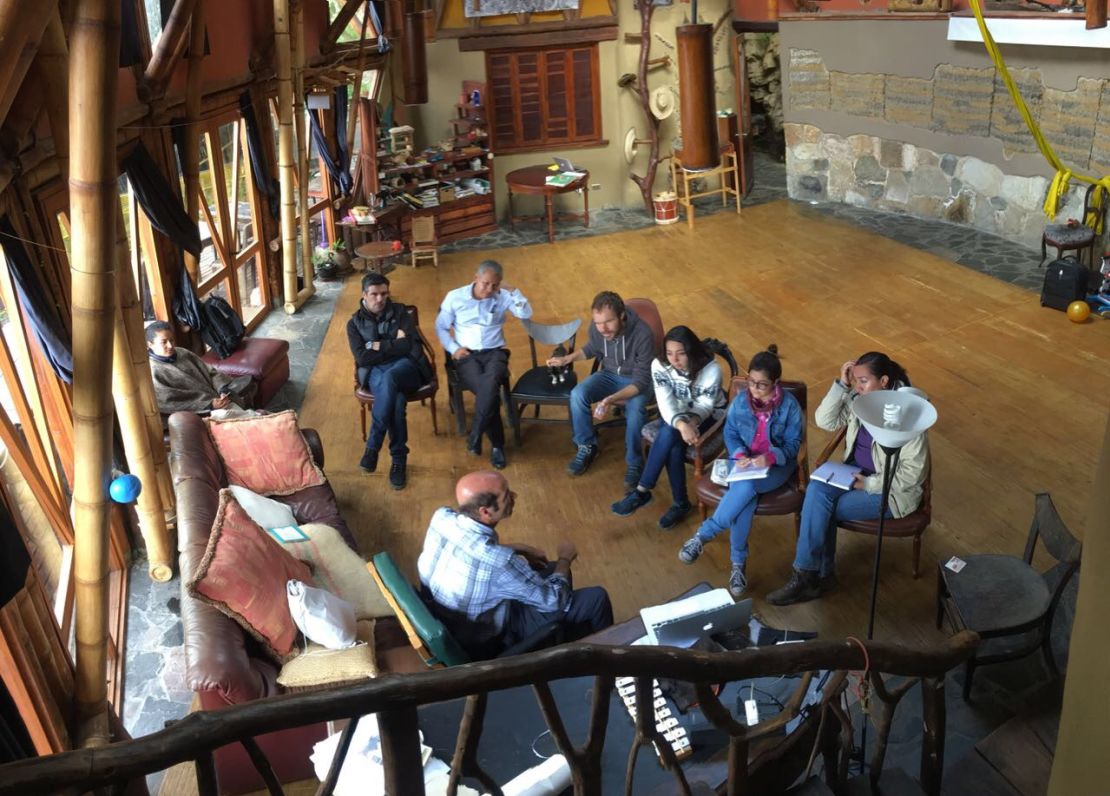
[[186, 493, 312, 662], [202, 337, 290, 379], [208, 410, 326, 496]]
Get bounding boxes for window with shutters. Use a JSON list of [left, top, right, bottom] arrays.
[[486, 45, 603, 154]]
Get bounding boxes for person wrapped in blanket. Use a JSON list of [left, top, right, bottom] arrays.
[[145, 321, 255, 418]]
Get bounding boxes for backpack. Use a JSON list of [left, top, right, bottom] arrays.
[[200, 295, 246, 358], [1040, 257, 1089, 312]]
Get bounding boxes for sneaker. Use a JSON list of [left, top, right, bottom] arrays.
[[624, 464, 643, 490], [678, 536, 704, 564], [658, 501, 692, 530], [389, 458, 407, 490], [490, 447, 507, 470], [359, 448, 378, 473], [567, 444, 599, 476], [765, 569, 821, 606], [728, 564, 748, 599], [818, 572, 838, 595], [611, 489, 652, 517]]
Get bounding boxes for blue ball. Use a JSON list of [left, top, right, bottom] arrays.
[[109, 474, 142, 504]]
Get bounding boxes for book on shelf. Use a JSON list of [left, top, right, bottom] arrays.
[[710, 458, 769, 486], [809, 461, 860, 491]]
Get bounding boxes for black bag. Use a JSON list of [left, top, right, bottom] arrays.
[[200, 296, 246, 358], [1040, 257, 1088, 312]]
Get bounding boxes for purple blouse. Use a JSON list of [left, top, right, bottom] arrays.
[[852, 425, 876, 475]]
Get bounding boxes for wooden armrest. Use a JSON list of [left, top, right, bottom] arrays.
[[366, 561, 440, 668], [814, 427, 847, 468]]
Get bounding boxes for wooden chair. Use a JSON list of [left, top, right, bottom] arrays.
[[936, 492, 1080, 701], [354, 305, 440, 438], [814, 426, 932, 578], [670, 146, 742, 229], [507, 317, 581, 445], [1041, 183, 1107, 267], [639, 338, 741, 481], [693, 379, 809, 534], [410, 214, 438, 268]]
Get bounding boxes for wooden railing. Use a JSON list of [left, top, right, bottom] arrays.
[[0, 632, 978, 796]]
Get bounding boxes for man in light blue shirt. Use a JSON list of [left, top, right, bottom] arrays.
[[435, 261, 532, 469]]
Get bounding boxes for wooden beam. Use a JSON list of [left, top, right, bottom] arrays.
[[320, 0, 363, 55], [31, 9, 69, 177], [456, 24, 618, 51], [68, 0, 120, 749], [438, 13, 617, 39], [0, 2, 56, 132], [181, 0, 206, 284], [141, 0, 201, 100]]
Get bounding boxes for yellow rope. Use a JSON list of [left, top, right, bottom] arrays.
[[968, 0, 1110, 230]]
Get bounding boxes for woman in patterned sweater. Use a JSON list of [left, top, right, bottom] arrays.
[[611, 326, 726, 530]]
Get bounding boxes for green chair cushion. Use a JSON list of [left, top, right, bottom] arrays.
[[371, 552, 470, 667]]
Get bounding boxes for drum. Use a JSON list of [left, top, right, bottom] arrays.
[[653, 192, 678, 225]]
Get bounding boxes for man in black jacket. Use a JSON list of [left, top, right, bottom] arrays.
[[347, 272, 430, 490]]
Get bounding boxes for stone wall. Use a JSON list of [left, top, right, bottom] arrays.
[[784, 123, 1093, 251]]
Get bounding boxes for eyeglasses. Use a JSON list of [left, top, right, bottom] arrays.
[[749, 380, 774, 391]]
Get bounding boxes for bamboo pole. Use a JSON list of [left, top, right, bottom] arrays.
[[182, 0, 206, 283], [142, 0, 201, 99], [68, 0, 120, 749], [112, 222, 172, 582], [275, 0, 300, 311], [292, 0, 315, 296]]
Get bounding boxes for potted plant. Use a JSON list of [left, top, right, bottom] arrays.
[[328, 238, 350, 270], [311, 248, 338, 282]]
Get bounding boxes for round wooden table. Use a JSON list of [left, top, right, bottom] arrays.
[[355, 241, 404, 272], [505, 165, 590, 243]]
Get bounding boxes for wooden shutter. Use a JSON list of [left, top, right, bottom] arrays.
[[486, 44, 602, 153]]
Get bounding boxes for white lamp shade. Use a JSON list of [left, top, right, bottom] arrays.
[[851, 389, 937, 448]]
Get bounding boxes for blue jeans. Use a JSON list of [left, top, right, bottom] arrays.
[[639, 417, 716, 504], [363, 357, 423, 457], [793, 481, 892, 576], [695, 462, 796, 565], [570, 370, 647, 468]]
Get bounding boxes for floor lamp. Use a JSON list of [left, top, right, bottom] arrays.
[[849, 388, 937, 771]]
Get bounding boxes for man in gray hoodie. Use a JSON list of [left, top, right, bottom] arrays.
[[547, 291, 657, 486]]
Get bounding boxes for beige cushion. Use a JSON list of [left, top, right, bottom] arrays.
[[277, 620, 377, 691], [278, 523, 395, 620]]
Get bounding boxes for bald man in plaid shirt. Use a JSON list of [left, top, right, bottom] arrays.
[[417, 471, 613, 659]]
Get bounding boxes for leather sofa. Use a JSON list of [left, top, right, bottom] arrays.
[[201, 337, 290, 408], [170, 411, 422, 794]]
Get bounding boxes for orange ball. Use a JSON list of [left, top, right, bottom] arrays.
[[1067, 300, 1090, 323]]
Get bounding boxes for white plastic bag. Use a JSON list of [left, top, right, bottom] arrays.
[[287, 579, 357, 649]]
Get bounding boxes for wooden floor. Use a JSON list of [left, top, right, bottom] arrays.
[[299, 199, 1110, 648]]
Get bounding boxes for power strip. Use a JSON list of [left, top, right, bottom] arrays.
[[615, 677, 692, 761]]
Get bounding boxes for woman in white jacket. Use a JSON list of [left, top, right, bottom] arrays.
[[766, 351, 930, 606], [611, 326, 726, 529]]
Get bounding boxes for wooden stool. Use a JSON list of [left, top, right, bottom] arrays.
[[670, 148, 741, 229]]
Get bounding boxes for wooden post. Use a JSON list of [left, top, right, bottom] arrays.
[[182, 0, 206, 284], [68, 0, 120, 748], [292, 0, 315, 296], [112, 223, 172, 583], [274, 0, 300, 312], [1087, 0, 1107, 29], [346, 9, 371, 158]]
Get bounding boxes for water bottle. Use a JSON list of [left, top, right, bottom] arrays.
[[470, 88, 481, 107]]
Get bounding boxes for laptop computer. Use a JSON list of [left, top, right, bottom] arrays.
[[553, 156, 579, 173], [651, 598, 753, 649]]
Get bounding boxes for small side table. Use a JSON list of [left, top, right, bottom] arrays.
[[355, 241, 403, 273], [505, 165, 590, 243]]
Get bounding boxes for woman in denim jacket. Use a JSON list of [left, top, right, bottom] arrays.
[[677, 346, 803, 597]]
